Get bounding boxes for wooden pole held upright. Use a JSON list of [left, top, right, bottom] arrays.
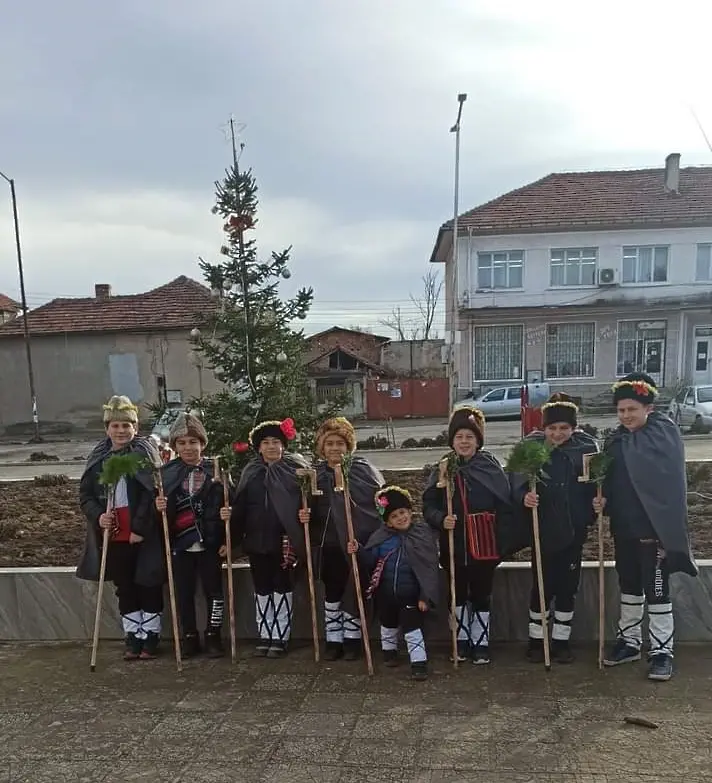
[[215, 457, 237, 663], [530, 478, 551, 671], [597, 486, 605, 670], [438, 458, 459, 669], [89, 497, 112, 672], [296, 467, 322, 663]]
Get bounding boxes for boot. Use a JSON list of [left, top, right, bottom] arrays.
[[526, 638, 544, 664], [410, 661, 428, 681], [323, 641, 344, 661], [139, 632, 160, 660], [182, 632, 201, 658], [342, 638, 361, 661], [382, 649, 399, 667], [124, 633, 142, 661], [266, 641, 288, 659], [204, 630, 225, 659], [551, 638, 574, 664]]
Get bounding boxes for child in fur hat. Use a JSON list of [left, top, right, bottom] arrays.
[[422, 406, 516, 664], [155, 412, 229, 658], [597, 373, 697, 681], [77, 396, 164, 661], [510, 393, 598, 664], [298, 417, 384, 661], [350, 486, 439, 681]]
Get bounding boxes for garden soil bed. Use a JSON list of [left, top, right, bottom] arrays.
[[2, 465, 712, 567]]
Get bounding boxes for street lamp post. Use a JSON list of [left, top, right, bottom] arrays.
[[448, 93, 467, 409], [189, 328, 204, 398], [0, 171, 41, 442]]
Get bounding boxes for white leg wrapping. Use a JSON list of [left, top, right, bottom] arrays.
[[208, 598, 225, 629], [343, 611, 361, 640], [272, 592, 293, 643], [404, 628, 427, 663], [141, 611, 162, 635], [324, 601, 344, 644], [470, 610, 490, 648], [552, 610, 574, 642], [455, 604, 470, 643], [528, 609, 546, 640], [380, 626, 399, 651], [255, 594, 272, 643], [121, 610, 142, 636], [617, 593, 644, 649], [648, 602, 674, 657]]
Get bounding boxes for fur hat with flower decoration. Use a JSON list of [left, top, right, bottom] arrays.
[[102, 395, 139, 425], [612, 372, 658, 406], [541, 392, 578, 428], [249, 417, 298, 449], [168, 412, 208, 450], [315, 416, 356, 457], [448, 406, 485, 447], [375, 485, 413, 523]]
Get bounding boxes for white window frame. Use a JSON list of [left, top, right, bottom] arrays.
[[544, 322, 596, 380], [476, 250, 524, 290], [550, 247, 598, 287], [696, 244, 712, 282], [472, 323, 524, 383], [621, 245, 669, 284]]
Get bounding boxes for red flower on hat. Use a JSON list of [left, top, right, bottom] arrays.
[[232, 441, 250, 453], [280, 418, 297, 440], [377, 495, 389, 508], [631, 381, 650, 397]]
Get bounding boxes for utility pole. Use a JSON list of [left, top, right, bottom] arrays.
[[0, 171, 41, 442], [448, 93, 467, 409]]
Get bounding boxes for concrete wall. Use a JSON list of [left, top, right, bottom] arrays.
[[0, 330, 220, 431], [381, 340, 446, 377]]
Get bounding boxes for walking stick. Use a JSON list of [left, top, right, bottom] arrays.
[[296, 468, 323, 663], [90, 498, 111, 673], [529, 478, 551, 671], [437, 455, 459, 670], [153, 469, 183, 673], [334, 458, 374, 676], [215, 457, 237, 663]]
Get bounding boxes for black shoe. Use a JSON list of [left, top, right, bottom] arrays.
[[383, 649, 399, 667], [182, 632, 201, 658], [123, 633, 142, 661], [139, 632, 160, 660], [410, 661, 428, 681], [343, 639, 361, 661], [603, 638, 641, 667], [266, 642, 288, 659], [552, 639, 574, 664], [471, 646, 490, 665], [526, 638, 544, 664], [204, 630, 225, 658], [323, 642, 344, 661], [648, 653, 673, 681], [451, 641, 470, 663], [253, 642, 270, 657]]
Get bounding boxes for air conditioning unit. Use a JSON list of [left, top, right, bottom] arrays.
[[598, 268, 618, 286]]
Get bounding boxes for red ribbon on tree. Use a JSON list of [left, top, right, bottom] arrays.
[[232, 441, 250, 453]]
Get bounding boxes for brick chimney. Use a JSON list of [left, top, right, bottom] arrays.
[[664, 153, 681, 194], [94, 284, 112, 300]]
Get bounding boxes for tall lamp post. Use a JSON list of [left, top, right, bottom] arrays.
[[189, 328, 204, 398], [0, 170, 41, 442], [448, 93, 467, 409]]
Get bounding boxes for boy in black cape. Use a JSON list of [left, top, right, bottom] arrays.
[[298, 417, 384, 661], [225, 417, 309, 658], [422, 407, 524, 664], [598, 372, 697, 682], [155, 412, 229, 658], [509, 393, 598, 664], [77, 395, 164, 661], [353, 486, 439, 681]]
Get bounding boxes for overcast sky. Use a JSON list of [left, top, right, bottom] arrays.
[[1, 0, 711, 337]]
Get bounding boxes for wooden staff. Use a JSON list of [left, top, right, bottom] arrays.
[[333, 464, 374, 675], [90, 497, 112, 672], [154, 469, 183, 672], [437, 458, 459, 670], [215, 457, 237, 663], [530, 477, 551, 671], [296, 468, 322, 663]]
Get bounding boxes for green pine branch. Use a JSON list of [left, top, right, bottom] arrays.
[[588, 451, 613, 485], [98, 453, 148, 487], [505, 439, 553, 481]]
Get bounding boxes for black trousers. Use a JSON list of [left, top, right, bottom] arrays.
[[320, 544, 350, 603], [111, 543, 164, 615], [614, 537, 670, 605], [377, 592, 423, 633], [249, 552, 293, 596], [450, 560, 499, 611], [173, 549, 224, 635], [530, 538, 585, 614]]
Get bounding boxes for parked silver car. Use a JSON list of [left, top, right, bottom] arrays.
[[150, 407, 203, 442], [667, 386, 712, 430], [454, 383, 551, 420]]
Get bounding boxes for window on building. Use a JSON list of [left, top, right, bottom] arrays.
[[696, 244, 712, 281], [328, 350, 359, 371], [473, 325, 523, 381], [616, 320, 667, 385], [550, 248, 597, 286], [545, 322, 595, 379], [476, 251, 524, 289], [622, 246, 668, 283]]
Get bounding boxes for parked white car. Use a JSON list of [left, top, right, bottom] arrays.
[[667, 386, 712, 430], [454, 383, 551, 420], [151, 407, 203, 442]]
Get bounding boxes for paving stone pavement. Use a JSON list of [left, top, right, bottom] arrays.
[[1, 641, 712, 782]]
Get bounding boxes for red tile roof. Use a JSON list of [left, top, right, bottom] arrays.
[[0, 276, 214, 336], [431, 164, 712, 261], [0, 293, 20, 312]]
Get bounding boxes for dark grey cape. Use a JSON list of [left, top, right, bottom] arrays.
[[364, 520, 440, 608], [161, 456, 217, 497], [236, 452, 310, 559], [605, 412, 697, 577], [76, 436, 162, 583]]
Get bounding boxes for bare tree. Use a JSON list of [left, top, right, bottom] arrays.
[[378, 306, 410, 340], [410, 268, 443, 339]]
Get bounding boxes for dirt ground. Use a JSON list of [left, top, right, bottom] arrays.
[[2, 465, 712, 567]]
